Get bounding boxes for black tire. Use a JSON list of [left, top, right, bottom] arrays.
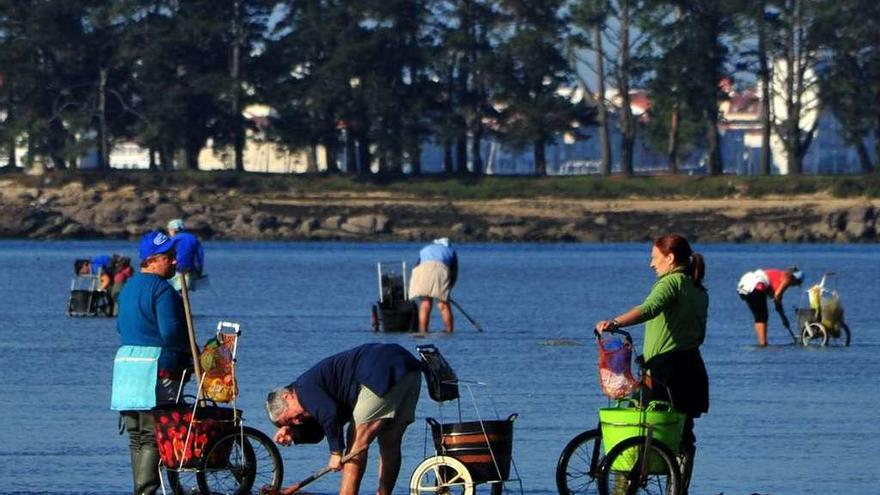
[[196, 426, 283, 495], [801, 323, 828, 347], [556, 429, 603, 495], [830, 323, 851, 347], [371, 304, 380, 332], [598, 436, 680, 495]]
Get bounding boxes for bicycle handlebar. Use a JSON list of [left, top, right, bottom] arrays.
[[594, 327, 633, 343]]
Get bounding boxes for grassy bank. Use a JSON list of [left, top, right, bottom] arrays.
[[4, 167, 880, 199]]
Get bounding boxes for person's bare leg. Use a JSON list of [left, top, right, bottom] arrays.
[[339, 421, 384, 495], [376, 422, 408, 495], [755, 322, 768, 346], [438, 300, 454, 333], [419, 298, 433, 333]]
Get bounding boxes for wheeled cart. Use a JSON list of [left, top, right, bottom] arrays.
[[157, 322, 284, 494], [67, 274, 113, 316], [371, 261, 418, 332], [795, 272, 851, 347], [410, 345, 522, 495]]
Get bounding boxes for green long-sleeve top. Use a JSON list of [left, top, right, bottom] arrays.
[[638, 266, 708, 361]]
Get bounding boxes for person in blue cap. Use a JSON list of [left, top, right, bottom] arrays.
[[111, 231, 191, 495], [74, 254, 114, 292], [408, 238, 458, 333], [166, 218, 205, 292]]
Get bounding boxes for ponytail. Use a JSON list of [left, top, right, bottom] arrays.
[[688, 252, 706, 290]]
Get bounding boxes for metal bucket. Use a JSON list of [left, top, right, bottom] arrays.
[[429, 414, 517, 483]]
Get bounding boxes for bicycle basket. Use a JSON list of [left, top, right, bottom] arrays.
[[598, 400, 684, 473], [597, 336, 639, 399], [153, 404, 238, 469]]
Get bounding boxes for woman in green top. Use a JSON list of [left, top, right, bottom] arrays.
[[596, 234, 709, 494]]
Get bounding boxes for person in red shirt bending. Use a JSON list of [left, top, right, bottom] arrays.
[[737, 266, 804, 346]]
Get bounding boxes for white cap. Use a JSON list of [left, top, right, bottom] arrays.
[[433, 237, 450, 247], [167, 218, 185, 231]]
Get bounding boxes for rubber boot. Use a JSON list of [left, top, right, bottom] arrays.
[[132, 445, 160, 495]]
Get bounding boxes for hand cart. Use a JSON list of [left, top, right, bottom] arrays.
[[371, 261, 418, 332], [409, 345, 522, 495], [794, 272, 851, 347], [156, 321, 284, 495], [67, 274, 113, 316]]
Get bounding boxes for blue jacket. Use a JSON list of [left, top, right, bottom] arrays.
[[292, 343, 421, 453], [171, 232, 204, 274], [116, 273, 191, 373]]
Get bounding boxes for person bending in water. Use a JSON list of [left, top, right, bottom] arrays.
[[737, 266, 803, 346]]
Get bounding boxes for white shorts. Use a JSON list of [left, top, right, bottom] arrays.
[[408, 261, 452, 301]]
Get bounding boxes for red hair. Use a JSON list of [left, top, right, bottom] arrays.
[[654, 234, 705, 289]]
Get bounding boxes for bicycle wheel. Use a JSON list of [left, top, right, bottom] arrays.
[[197, 426, 283, 495], [598, 436, 680, 495], [828, 323, 851, 347], [801, 323, 828, 347], [556, 429, 603, 495], [165, 468, 200, 495], [410, 455, 475, 495]]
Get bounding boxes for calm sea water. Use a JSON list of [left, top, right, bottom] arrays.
[[1, 240, 878, 495]]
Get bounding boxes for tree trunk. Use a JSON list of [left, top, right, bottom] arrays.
[[98, 67, 109, 170], [455, 134, 467, 174], [667, 103, 680, 173], [705, 29, 724, 176], [874, 82, 880, 173], [149, 147, 157, 171], [5, 138, 15, 168], [305, 144, 319, 173], [705, 110, 723, 175], [356, 132, 370, 178], [533, 138, 546, 176], [757, 3, 772, 175], [324, 140, 339, 173], [443, 139, 454, 174], [231, 0, 245, 172], [184, 142, 200, 170], [48, 118, 67, 169], [855, 141, 873, 173], [618, 0, 634, 176], [470, 124, 483, 175], [344, 130, 357, 174], [594, 24, 611, 176]]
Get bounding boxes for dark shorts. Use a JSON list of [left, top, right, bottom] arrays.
[[740, 291, 768, 323]]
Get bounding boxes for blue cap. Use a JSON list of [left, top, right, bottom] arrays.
[[139, 231, 177, 261]]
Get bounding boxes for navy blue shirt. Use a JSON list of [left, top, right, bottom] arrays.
[[116, 273, 191, 373], [292, 343, 421, 453]]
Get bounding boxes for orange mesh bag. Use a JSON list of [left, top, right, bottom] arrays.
[[199, 334, 238, 403], [597, 336, 639, 399]]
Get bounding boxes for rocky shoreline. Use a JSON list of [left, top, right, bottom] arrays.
[[1, 174, 878, 243]]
